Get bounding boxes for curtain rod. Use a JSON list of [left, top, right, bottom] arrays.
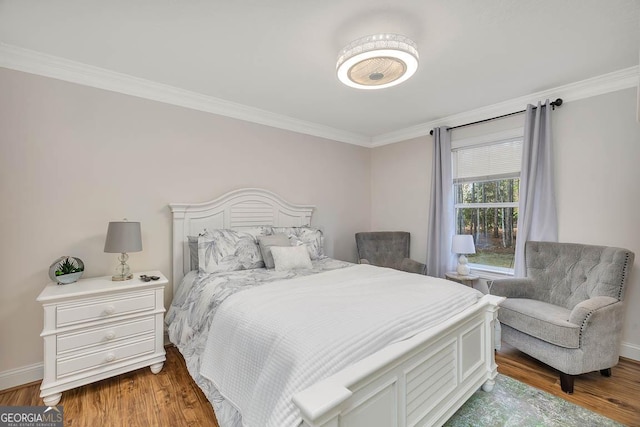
[[428, 98, 563, 136]]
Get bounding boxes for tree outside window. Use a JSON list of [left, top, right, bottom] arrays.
[[454, 178, 518, 270]]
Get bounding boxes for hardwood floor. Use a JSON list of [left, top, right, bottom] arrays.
[[0, 346, 219, 427], [1, 344, 639, 426]]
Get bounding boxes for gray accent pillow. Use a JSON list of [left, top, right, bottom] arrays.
[[258, 234, 291, 269], [188, 235, 199, 271]]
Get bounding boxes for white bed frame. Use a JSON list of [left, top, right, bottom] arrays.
[[170, 188, 504, 427]]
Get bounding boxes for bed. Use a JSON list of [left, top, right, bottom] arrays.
[[167, 188, 503, 427]]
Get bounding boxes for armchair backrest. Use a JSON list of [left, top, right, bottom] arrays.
[[355, 232, 410, 270], [525, 241, 635, 310]]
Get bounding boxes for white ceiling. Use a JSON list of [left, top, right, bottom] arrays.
[[1, 0, 638, 143]]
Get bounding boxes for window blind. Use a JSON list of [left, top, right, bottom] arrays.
[[452, 139, 522, 183]]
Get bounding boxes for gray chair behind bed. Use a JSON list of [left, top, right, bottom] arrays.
[[355, 231, 427, 275], [489, 241, 634, 394]]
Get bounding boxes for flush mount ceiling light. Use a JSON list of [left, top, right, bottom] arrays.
[[336, 33, 419, 90]]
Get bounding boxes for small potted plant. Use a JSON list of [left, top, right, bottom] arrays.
[[48, 256, 85, 285]]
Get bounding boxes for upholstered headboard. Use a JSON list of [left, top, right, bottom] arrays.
[[169, 188, 315, 295]]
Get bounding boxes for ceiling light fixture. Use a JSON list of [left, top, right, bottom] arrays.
[[336, 33, 419, 90]]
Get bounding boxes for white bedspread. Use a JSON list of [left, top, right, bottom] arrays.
[[200, 264, 481, 427]]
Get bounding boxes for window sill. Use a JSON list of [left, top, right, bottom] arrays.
[[469, 267, 514, 281]]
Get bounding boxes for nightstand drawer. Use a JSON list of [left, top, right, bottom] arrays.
[[56, 292, 156, 327], [57, 336, 155, 378], [57, 317, 155, 354]]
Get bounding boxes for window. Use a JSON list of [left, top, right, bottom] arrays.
[[452, 137, 522, 273]]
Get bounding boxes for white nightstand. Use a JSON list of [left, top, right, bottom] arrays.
[[37, 271, 167, 406], [445, 271, 480, 288]]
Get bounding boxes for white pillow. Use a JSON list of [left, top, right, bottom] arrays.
[[270, 245, 313, 271]]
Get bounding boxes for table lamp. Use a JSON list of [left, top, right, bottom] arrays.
[[452, 234, 475, 276], [104, 220, 142, 281]]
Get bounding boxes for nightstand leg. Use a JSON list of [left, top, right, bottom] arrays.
[[42, 393, 62, 406], [150, 362, 164, 374]]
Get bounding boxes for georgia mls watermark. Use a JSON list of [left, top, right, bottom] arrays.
[[0, 406, 63, 427]]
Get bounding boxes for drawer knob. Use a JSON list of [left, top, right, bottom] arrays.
[[106, 353, 116, 362], [105, 331, 116, 340], [104, 305, 116, 315]]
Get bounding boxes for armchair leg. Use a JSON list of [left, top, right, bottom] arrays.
[[559, 372, 575, 394], [600, 368, 612, 377]]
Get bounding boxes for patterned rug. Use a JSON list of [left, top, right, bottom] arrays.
[[445, 374, 622, 427]]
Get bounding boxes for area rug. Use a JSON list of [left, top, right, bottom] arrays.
[[445, 374, 623, 427]]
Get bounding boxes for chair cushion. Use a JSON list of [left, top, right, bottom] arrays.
[[498, 298, 580, 349]]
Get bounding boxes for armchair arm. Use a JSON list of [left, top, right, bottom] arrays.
[[488, 278, 536, 298], [569, 296, 619, 327], [400, 258, 427, 275], [569, 297, 624, 367]]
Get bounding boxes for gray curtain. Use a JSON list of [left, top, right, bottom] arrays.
[[514, 100, 558, 277], [426, 127, 455, 277]]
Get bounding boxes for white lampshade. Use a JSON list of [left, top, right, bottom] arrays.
[[451, 234, 476, 255], [104, 221, 142, 253]]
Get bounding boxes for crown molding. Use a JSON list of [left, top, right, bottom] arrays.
[[370, 65, 639, 147], [1, 43, 636, 149], [0, 43, 371, 147]]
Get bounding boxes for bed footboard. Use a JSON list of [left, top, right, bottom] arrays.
[[293, 294, 504, 427]]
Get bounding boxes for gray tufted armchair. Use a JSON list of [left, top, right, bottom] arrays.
[[489, 241, 634, 393], [355, 231, 427, 275]]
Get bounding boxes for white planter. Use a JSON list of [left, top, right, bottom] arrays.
[[54, 271, 83, 285]]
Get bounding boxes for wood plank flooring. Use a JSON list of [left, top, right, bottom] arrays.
[[0, 346, 219, 427], [1, 344, 639, 426]]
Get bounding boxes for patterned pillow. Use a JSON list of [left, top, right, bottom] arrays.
[[236, 226, 273, 239], [198, 229, 265, 273], [189, 227, 270, 272], [271, 226, 325, 260]]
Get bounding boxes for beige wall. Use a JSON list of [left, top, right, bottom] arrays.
[[371, 88, 640, 359], [0, 68, 371, 374], [371, 137, 431, 262]]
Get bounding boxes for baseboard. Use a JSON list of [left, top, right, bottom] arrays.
[[620, 341, 640, 361], [0, 362, 43, 391]]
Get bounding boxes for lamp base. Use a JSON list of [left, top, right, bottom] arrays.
[[456, 254, 471, 276], [456, 264, 471, 276], [112, 253, 132, 281]]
